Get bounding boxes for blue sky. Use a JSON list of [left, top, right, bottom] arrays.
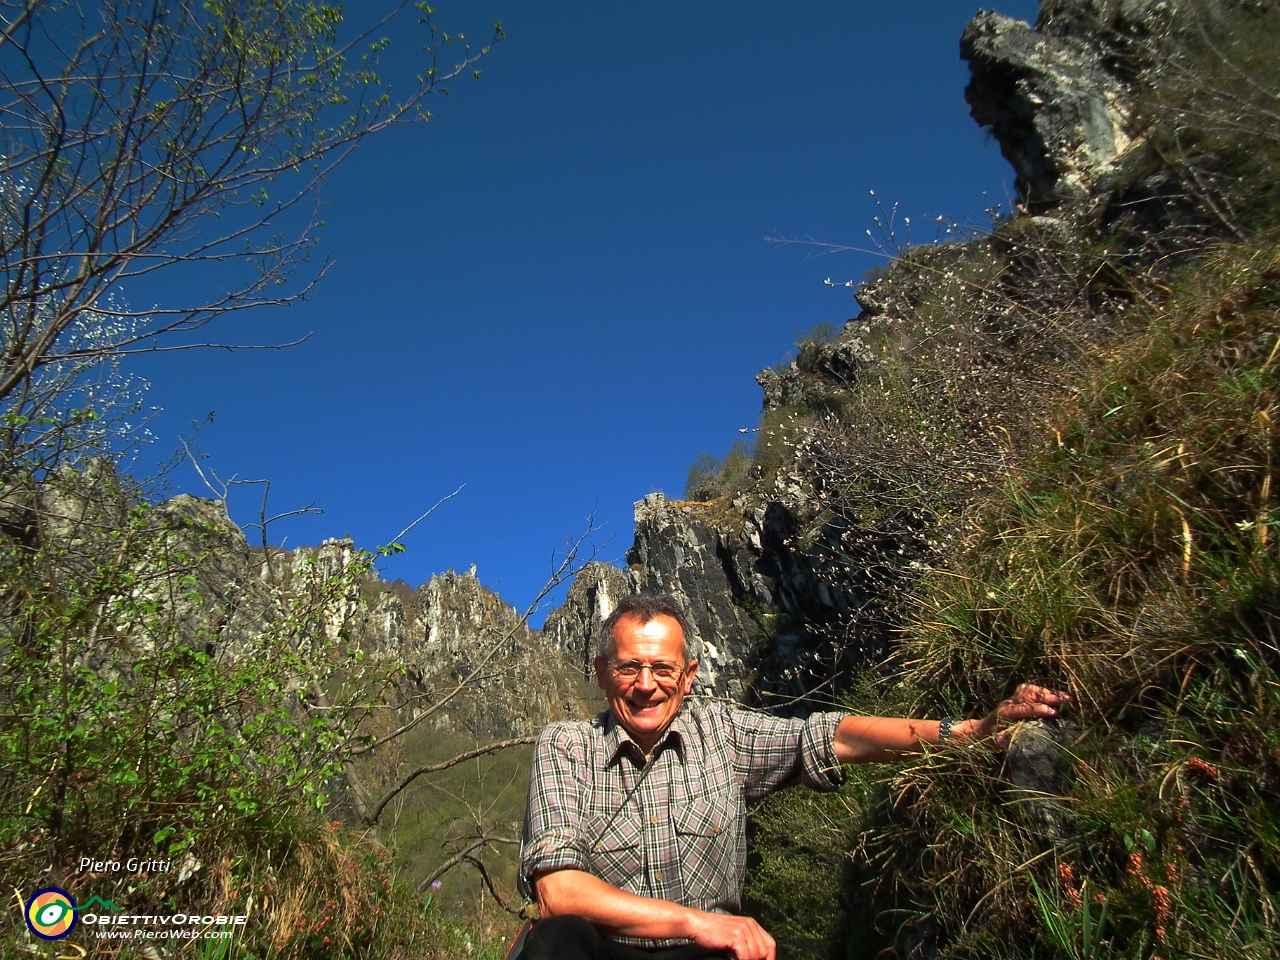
[[128, 0, 1040, 624]]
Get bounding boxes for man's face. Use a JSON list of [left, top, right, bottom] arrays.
[[594, 613, 697, 753]]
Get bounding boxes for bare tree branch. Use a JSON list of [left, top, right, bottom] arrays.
[[363, 736, 536, 825], [50, 334, 315, 358], [388, 484, 465, 546], [0, 0, 503, 474], [417, 834, 519, 893], [463, 854, 523, 915]]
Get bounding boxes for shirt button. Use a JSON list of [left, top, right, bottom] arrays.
[[650, 816, 660, 826], [712, 825, 721, 835], [655, 871, 663, 880]]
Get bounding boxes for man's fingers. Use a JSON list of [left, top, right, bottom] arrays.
[[746, 923, 775, 960], [1002, 685, 1072, 717], [1001, 701, 1057, 717], [698, 913, 774, 960], [1008, 701, 1049, 716], [998, 685, 1073, 723], [999, 701, 1059, 719], [745, 919, 774, 960], [1011, 683, 1071, 705]]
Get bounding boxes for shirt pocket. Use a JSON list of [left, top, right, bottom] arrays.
[[586, 813, 643, 891], [672, 793, 738, 901]]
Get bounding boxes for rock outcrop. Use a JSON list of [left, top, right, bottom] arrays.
[[755, 321, 875, 415], [1003, 719, 1078, 840], [342, 563, 593, 739], [132, 495, 595, 741], [544, 480, 899, 709], [542, 560, 632, 678], [959, 0, 1264, 222], [625, 494, 772, 700], [961, 7, 1138, 209]]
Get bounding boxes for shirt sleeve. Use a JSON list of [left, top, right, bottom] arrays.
[[518, 722, 591, 901], [727, 707, 846, 802]]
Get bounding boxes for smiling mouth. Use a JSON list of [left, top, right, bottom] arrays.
[[626, 699, 665, 715]]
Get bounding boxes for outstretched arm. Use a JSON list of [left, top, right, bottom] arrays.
[[833, 683, 1070, 764], [534, 869, 776, 960]]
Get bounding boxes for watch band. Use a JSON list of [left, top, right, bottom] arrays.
[[938, 718, 956, 742]]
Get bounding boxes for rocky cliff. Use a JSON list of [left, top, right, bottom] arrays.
[[139, 493, 593, 741], [547, 491, 858, 705]]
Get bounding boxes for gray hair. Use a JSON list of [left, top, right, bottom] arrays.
[[597, 593, 694, 662]]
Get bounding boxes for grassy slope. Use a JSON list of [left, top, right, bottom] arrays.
[[746, 239, 1280, 960]]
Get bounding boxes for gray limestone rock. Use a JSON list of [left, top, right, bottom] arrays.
[[756, 364, 809, 413], [545, 489, 885, 708], [323, 559, 593, 740], [962, 9, 1135, 208], [626, 493, 771, 700], [960, 0, 1255, 220], [82, 494, 599, 742], [1003, 719, 1078, 840], [542, 560, 634, 678], [755, 322, 872, 414]]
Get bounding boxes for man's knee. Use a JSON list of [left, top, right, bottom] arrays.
[[522, 914, 607, 960]]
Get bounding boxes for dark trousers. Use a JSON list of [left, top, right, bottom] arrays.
[[521, 915, 729, 960]]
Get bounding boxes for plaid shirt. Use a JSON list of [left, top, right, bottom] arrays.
[[518, 701, 845, 947]]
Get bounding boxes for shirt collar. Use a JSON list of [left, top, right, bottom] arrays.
[[603, 702, 691, 767]]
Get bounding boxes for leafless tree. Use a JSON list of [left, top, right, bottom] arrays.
[[0, 0, 501, 475]]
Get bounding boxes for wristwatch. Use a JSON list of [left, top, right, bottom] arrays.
[[938, 719, 957, 742]]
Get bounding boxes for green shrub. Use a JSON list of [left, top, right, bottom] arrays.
[[0, 470, 452, 958], [686, 452, 723, 500], [743, 784, 865, 960], [685, 438, 754, 500]]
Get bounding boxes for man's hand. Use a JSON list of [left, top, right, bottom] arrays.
[[684, 910, 776, 960], [973, 683, 1071, 747], [535, 868, 776, 959]]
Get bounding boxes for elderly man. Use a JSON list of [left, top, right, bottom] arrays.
[[517, 594, 1067, 960]]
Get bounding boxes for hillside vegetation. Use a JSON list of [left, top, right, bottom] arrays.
[[732, 4, 1280, 957], [747, 234, 1280, 959], [0, 474, 506, 959]]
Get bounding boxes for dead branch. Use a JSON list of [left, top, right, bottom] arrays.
[[417, 834, 519, 893], [388, 485, 466, 546], [463, 854, 523, 915], [363, 736, 536, 825]]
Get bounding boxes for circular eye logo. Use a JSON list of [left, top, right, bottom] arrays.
[[25, 887, 78, 940]]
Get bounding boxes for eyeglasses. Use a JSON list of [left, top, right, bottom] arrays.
[[609, 660, 687, 683]]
